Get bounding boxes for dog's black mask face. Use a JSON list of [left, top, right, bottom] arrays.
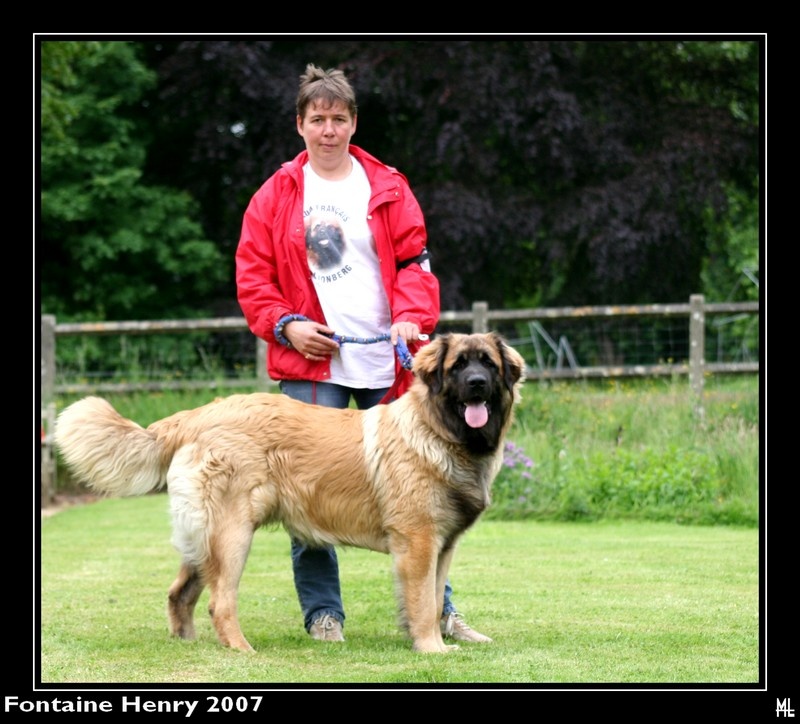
[[414, 332, 524, 455], [446, 352, 507, 454], [431, 343, 509, 455]]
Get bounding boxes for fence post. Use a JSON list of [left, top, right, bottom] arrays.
[[40, 315, 57, 504], [472, 301, 488, 333], [41, 315, 55, 405], [689, 294, 705, 421]]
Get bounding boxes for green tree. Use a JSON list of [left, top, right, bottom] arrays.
[[39, 40, 227, 321], [701, 182, 759, 301]]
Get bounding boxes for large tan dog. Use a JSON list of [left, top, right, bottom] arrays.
[[54, 332, 525, 654]]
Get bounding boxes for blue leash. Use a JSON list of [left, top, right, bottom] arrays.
[[328, 333, 422, 371], [273, 315, 422, 371]]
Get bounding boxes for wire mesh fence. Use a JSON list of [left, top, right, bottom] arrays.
[[41, 296, 759, 396]]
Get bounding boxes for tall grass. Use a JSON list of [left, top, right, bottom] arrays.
[[488, 375, 758, 526], [53, 375, 759, 527]]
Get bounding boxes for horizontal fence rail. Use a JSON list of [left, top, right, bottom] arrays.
[[41, 295, 759, 403]]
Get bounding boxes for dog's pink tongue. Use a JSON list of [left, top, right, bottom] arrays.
[[465, 402, 489, 428]]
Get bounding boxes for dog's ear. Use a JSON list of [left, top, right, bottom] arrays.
[[413, 335, 448, 395], [488, 332, 526, 395]]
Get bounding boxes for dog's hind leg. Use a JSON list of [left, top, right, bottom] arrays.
[[166, 441, 255, 651], [167, 562, 204, 640], [204, 511, 257, 653], [165, 444, 210, 642]]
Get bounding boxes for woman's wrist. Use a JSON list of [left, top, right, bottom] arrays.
[[274, 314, 309, 348]]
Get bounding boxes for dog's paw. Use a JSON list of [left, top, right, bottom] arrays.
[[412, 639, 459, 653]]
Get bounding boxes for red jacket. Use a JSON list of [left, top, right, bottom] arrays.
[[236, 145, 440, 397]]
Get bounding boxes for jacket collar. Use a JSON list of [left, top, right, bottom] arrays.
[[283, 145, 404, 190]]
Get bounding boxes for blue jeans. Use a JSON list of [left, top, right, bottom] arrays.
[[280, 380, 457, 631]]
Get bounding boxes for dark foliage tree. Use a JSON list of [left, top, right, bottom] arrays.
[[135, 39, 762, 310]]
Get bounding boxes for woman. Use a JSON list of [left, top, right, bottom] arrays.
[[236, 63, 491, 646]]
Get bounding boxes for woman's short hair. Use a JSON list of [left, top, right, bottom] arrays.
[[296, 63, 358, 119]]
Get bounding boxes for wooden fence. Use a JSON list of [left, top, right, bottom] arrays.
[[38, 294, 758, 503], [41, 294, 759, 398]]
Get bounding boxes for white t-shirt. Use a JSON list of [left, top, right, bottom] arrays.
[[303, 157, 395, 388]]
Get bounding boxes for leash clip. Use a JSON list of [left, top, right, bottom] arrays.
[[395, 338, 414, 370]]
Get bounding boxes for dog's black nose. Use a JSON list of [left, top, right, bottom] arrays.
[[467, 374, 488, 391]]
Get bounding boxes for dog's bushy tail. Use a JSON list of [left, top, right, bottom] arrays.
[[54, 396, 166, 497]]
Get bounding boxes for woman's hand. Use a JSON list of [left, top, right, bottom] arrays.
[[284, 320, 340, 360], [391, 322, 425, 345]]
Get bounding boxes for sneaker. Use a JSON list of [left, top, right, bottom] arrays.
[[440, 612, 493, 643], [309, 614, 345, 642]]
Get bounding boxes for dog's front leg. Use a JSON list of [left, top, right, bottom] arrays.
[[393, 535, 457, 653]]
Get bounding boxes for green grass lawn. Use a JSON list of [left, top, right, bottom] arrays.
[[39, 493, 759, 686]]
